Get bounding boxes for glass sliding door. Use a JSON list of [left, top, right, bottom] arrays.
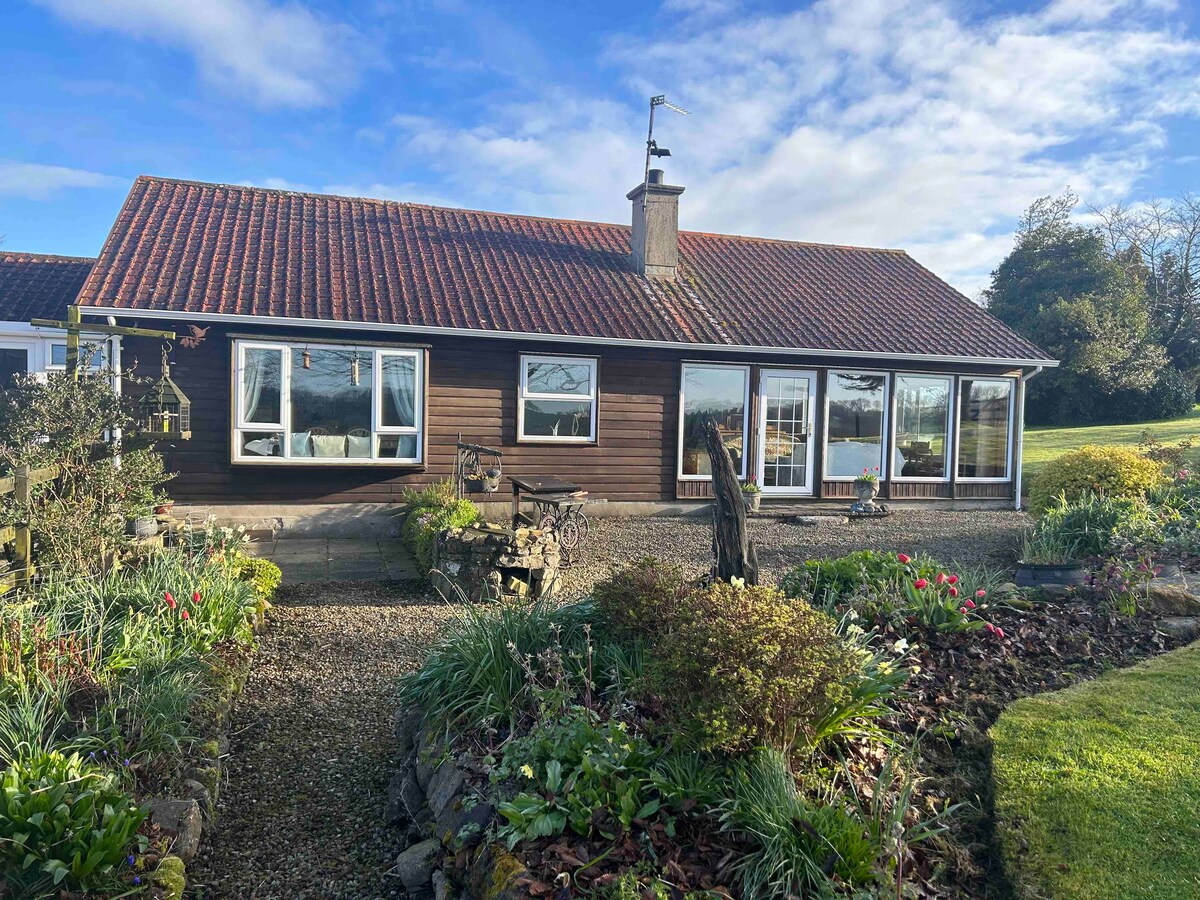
[[757, 369, 816, 495]]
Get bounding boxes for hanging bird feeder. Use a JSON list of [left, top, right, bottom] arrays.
[[140, 343, 192, 440]]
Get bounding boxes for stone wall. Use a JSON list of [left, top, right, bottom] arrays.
[[388, 709, 528, 899], [434, 524, 561, 602]]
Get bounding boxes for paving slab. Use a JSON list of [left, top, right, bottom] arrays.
[[264, 538, 418, 584]]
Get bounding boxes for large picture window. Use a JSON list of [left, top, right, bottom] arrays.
[[825, 370, 890, 479], [518, 354, 598, 442], [679, 364, 750, 478], [893, 374, 952, 480], [233, 340, 424, 464], [957, 377, 1013, 480]]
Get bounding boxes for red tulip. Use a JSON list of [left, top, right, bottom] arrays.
[[959, 606, 969, 614], [964, 598, 976, 610], [181, 609, 190, 621], [995, 626, 1005, 639], [192, 591, 202, 605], [947, 574, 958, 585], [949, 586, 959, 598], [976, 589, 987, 598], [897, 553, 911, 564], [165, 591, 176, 610], [914, 578, 929, 590], [935, 572, 946, 586], [985, 622, 996, 634]]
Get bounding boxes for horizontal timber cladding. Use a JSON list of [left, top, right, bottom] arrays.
[[889, 482, 953, 500], [956, 481, 1016, 500], [116, 319, 1022, 506]]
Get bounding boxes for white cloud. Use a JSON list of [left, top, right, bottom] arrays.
[[0, 160, 125, 199], [34, 0, 375, 107], [369, 0, 1200, 294]]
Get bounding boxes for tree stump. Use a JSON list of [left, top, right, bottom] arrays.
[[703, 417, 759, 585]]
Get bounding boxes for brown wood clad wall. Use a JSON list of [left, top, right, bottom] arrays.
[[124, 327, 681, 504]]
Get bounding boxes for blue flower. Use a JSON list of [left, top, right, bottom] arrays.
[[133, 875, 141, 885], [127, 854, 136, 866]]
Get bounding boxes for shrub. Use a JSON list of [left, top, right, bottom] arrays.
[[1028, 445, 1166, 514], [648, 582, 855, 753], [494, 706, 664, 848], [0, 750, 146, 894], [720, 748, 877, 896], [780, 549, 940, 609], [232, 552, 283, 602], [401, 483, 481, 573], [592, 557, 693, 641]]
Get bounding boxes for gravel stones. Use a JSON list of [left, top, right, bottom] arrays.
[[561, 509, 1030, 599], [187, 580, 455, 899]]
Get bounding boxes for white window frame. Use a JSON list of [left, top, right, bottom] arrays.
[[756, 368, 817, 496], [232, 339, 425, 465], [954, 375, 1016, 483], [823, 369, 892, 482], [677, 362, 751, 481], [46, 339, 108, 372], [890, 372, 954, 483], [517, 353, 598, 444]]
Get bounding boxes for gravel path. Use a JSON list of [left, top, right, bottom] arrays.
[[188, 581, 454, 900], [561, 509, 1031, 598]]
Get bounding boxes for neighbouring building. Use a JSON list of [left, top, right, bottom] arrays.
[[4, 172, 1055, 529]]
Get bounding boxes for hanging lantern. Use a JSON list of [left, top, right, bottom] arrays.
[[350, 351, 360, 386], [302, 347, 312, 369], [139, 344, 192, 440]]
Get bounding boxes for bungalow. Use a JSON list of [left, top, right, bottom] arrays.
[[37, 172, 1055, 526]]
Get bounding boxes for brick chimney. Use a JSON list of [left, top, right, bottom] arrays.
[[626, 168, 685, 279]]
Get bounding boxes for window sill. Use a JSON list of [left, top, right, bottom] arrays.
[[232, 459, 427, 470]]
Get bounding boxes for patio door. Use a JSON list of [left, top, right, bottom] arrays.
[[756, 369, 816, 495], [0, 339, 35, 388]]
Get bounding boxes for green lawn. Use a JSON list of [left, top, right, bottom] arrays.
[[1022, 406, 1200, 483], [991, 644, 1200, 899]]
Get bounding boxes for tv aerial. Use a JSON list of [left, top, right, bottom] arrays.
[[640, 95, 689, 208]]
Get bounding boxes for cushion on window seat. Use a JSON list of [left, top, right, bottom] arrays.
[[312, 434, 347, 457], [346, 434, 371, 458]]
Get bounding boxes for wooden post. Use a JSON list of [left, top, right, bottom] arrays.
[[13, 465, 31, 588], [66, 305, 81, 380], [704, 417, 759, 585]]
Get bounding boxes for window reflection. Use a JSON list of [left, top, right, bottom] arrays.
[[958, 379, 1012, 479], [825, 372, 888, 478], [895, 375, 951, 479], [681, 365, 748, 477]]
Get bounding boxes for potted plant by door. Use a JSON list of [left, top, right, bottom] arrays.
[[1015, 528, 1086, 587], [852, 467, 880, 511], [741, 478, 761, 513]]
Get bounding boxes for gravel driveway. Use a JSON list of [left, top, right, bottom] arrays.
[[188, 581, 454, 900]]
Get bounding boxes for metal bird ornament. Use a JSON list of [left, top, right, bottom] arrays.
[[179, 324, 210, 349]]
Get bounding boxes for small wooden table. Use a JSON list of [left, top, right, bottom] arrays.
[[510, 475, 582, 528]]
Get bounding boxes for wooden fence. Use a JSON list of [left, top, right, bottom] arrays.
[[0, 464, 62, 594]]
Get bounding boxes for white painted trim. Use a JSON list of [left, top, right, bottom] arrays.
[[890, 372, 954, 483], [517, 353, 598, 443], [823, 369, 892, 481], [678, 362, 751, 481], [755, 369, 817, 496], [80, 306, 1060, 369], [954, 375, 1017, 483], [1013, 366, 1043, 509]]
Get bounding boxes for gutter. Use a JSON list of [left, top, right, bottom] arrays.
[[1013, 365, 1045, 511], [77, 305, 1062, 370]]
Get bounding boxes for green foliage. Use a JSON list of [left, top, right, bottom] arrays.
[[0, 363, 172, 574], [0, 750, 146, 895], [401, 480, 481, 573], [992, 643, 1200, 899], [494, 706, 666, 848], [1029, 444, 1167, 514], [232, 552, 282, 601], [647, 582, 855, 753], [1033, 492, 1166, 558], [720, 748, 877, 897], [781, 549, 938, 609], [397, 600, 605, 733], [592, 556, 693, 642]]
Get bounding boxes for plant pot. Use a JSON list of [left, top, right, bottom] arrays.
[[1015, 560, 1087, 587], [154, 501, 175, 516], [853, 480, 880, 502], [743, 493, 761, 513], [129, 515, 159, 539]]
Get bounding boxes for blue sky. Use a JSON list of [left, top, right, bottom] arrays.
[[2, 0, 1200, 296]]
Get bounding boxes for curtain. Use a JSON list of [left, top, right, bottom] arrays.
[[384, 355, 416, 427], [242, 349, 267, 422]]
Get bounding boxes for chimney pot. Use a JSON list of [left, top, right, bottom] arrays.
[[626, 172, 684, 279]]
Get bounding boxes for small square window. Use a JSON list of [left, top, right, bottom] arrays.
[[518, 354, 598, 442]]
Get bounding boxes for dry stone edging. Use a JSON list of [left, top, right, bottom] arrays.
[[389, 707, 526, 899]]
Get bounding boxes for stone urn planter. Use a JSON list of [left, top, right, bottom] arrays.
[[128, 515, 159, 538], [853, 478, 879, 504], [743, 491, 761, 513], [1014, 560, 1087, 588]]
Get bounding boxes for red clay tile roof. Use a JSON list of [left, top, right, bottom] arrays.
[[0, 252, 95, 323], [76, 176, 1052, 362]]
